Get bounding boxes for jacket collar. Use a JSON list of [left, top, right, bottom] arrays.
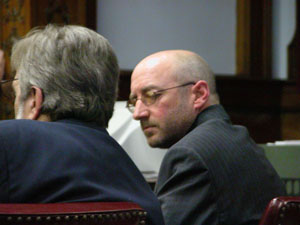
[[56, 119, 107, 132], [190, 104, 231, 131]]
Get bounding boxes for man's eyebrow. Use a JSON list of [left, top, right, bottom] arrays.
[[140, 85, 161, 93]]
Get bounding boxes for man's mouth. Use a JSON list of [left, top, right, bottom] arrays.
[[141, 122, 156, 132], [143, 125, 154, 131]]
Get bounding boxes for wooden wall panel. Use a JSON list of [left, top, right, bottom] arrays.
[[215, 76, 283, 143], [236, 0, 272, 78], [281, 82, 300, 140], [30, 0, 96, 28], [0, 0, 96, 120], [0, 0, 31, 119], [0, 0, 32, 77], [236, 0, 251, 76], [288, 0, 300, 81], [1, 0, 96, 76]]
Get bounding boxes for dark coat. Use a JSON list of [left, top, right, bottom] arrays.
[[155, 104, 286, 225], [0, 119, 164, 225]]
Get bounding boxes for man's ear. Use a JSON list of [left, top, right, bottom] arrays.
[[26, 86, 43, 120], [192, 80, 210, 112]]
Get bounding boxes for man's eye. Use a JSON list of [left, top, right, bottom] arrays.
[[145, 90, 156, 97], [144, 91, 161, 105]]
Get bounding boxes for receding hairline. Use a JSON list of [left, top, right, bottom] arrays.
[[137, 50, 211, 81], [135, 50, 217, 94]]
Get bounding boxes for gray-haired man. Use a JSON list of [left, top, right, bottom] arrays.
[[0, 25, 164, 225]]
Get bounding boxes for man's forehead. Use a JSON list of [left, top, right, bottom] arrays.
[[131, 76, 162, 94], [131, 54, 177, 91], [133, 56, 174, 79], [139, 53, 173, 70], [131, 69, 175, 91], [141, 56, 163, 69]]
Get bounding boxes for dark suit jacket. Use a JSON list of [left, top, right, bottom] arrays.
[[155, 105, 286, 225], [0, 119, 164, 225]]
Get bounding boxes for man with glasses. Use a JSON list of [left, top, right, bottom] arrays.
[[128, 50, 286, 225], [0, 25, 165, 225]]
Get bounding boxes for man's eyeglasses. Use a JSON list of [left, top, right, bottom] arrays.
[[0, 78, 18, 100], [0, 78, 18, 85], [126, 81, 196, 113]]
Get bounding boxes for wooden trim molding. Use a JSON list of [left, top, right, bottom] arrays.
[[236, 0, 272, 78], [288, 0, 300, 81], [236, 0, 251, 76]]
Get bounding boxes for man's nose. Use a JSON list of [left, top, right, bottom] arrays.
[[133, 100, 149, 120]]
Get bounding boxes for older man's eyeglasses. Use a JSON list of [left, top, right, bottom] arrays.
[[0, 78, 18, 101], [126, 81, 196, 113]]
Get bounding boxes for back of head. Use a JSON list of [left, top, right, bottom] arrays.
[[169, 50, 219, 105], [11, 24, 119, 127]]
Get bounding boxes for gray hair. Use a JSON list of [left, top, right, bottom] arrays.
[[11, 24, 119, 127]]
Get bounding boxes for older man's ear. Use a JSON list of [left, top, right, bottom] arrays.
[[25, 86, 44, 120]]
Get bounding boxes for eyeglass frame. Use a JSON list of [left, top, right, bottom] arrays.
[[126, 81, 196, 113], [0, 78, 18, 85]]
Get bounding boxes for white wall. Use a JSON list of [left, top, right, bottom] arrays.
[[97, 0, 296, 79], [272, 0, 296, 80], [97, 0, 236, 75]]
